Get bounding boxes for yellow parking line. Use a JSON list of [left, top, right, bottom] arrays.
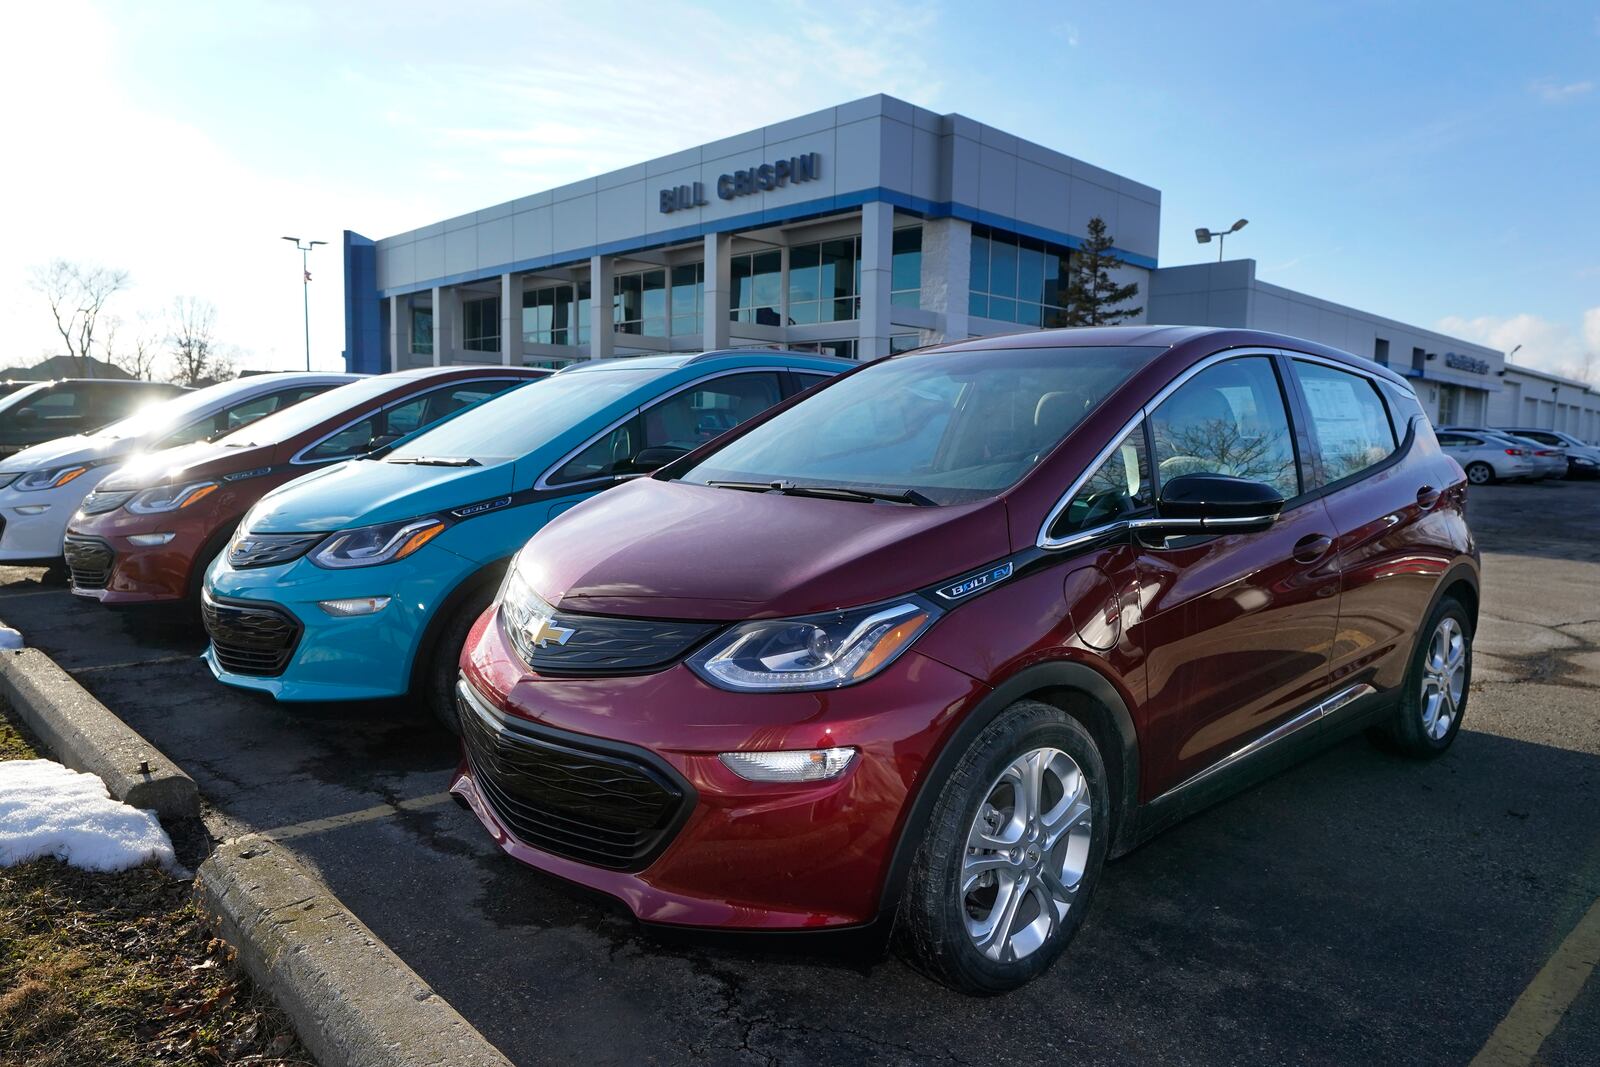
[[246, 792, 455, 843], [1470, 895, 1600, 1066]]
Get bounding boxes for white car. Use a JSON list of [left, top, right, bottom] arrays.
[[1495, 427, 1600, 480], [1434, 429, 1537, 485], [0, 372, 356, 562]]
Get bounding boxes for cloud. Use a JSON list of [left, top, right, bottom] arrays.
[[1530, 77, 1594, 103], [1436, 310, 1600, 383]]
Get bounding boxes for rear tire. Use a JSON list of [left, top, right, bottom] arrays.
[[1368, 597, 1471, 759], [422, 583, 496, 734], [1464, 462, 1494, 486], [894, 700, 1109, 994]]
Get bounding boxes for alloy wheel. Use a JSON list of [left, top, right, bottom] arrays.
[[960, 747, 1092, 963], [1420, 616, 1467, 740], [1466, 464, 1492, 485]]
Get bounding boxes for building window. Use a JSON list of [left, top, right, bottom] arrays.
[[410, 307, 433, 355], [671, 263, 703, 337], [891, 226, 922, 308], [613, 268, 667, 336], [1373, 338, 1389, 366], [788, 237, 860, 324], [967, 226, 1072, 327], [890, 334, 921, 353], [1412, 346, 1427, 372], [731, 249, 782, 325], [522, 284, 577, 346], [1438, 383, 1461, 425], [463, 296, 500, 352]]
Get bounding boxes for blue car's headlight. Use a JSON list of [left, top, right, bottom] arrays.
[[687, 597, 941, 692], [308, 516, 447, 569]]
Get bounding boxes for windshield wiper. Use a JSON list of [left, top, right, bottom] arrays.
[[705, 479, 935, 506], [387, 455, 481, 467]]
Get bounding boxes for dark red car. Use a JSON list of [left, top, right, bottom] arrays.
[[453, 326, 1478, 993], [64, 366, 545, 606]]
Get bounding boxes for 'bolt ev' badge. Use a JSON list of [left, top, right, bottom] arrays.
[[521, 612, 575, 649]]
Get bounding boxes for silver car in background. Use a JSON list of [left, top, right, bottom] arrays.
[[1495, 427, 1600, 480], [1436, 429, 1537, 485]]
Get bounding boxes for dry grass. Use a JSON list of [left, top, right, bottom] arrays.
[[1, 706, 312, 1066]]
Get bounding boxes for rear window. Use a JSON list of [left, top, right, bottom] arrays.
[[679, 346, 1162, 505]]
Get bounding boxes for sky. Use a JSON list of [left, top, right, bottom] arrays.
[[2, 0, 1596, 380]]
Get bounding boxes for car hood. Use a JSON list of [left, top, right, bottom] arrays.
[[245, 458, 516, 533], [527, 478, 1012, 620], [95, 440, 271, 491], [0, 432, 137, 473]]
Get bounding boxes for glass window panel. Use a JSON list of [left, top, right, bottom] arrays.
[[788, 243, 820, 305], [891, 290, 920, 308], [1150, 355, 1299, 499], [1017, 245, 1044, 306], [1291, 360, 1398, 485], [989, 238, 1018, 298], [892, 227, 922, 292], [988, 297, 1017, 323], [1042, 252, 1063, 308], [969, 235, 989, 295], [752, 250, 782, 311], [1014, 301, 1042, 328], [969, 293, 988, 319], [789, 300, 819, 325], [1050, 424, 1152, 537]]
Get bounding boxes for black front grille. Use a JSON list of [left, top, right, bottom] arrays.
[[63, 535, 114, 590], [510, 608, 721, 674], [227, 531, 326, 568], [202, 593, 302, 676], [458, 682, 693, 871], [79, 488, 134, 516]]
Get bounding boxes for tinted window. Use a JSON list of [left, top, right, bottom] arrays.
[[1292, 361, 1397, 483], [1512, 430, 1562, 446], [302, 379, 520, 462], [1050, 424, 1152, 537], [217, 376, 416, 448], [1150, 356, 1299, 499], [681, 346, 1162, 506], [95, 385, 166, 421], [550, 372, 785, 485], [27, 386, 83, 417]]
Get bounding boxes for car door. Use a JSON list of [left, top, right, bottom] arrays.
[[1289, 358, 1460, 695], [19, 384, 90, 444], [1132, 352, 1342, 795]]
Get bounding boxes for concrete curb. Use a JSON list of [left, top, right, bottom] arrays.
[[0, 646, 199, 820], [197, 836, 514, 1067]]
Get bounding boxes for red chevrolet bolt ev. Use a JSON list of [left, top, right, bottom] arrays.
[[453, 326, 1478, 993]]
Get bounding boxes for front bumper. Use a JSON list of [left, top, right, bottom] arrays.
[[204, 547, 477, 701], [0, 470, 109, 562], [453, 605, 988, 930], [63, 519, 213, 604]]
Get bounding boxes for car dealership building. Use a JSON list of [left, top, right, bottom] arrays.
[[343, 93, 1596, 436]]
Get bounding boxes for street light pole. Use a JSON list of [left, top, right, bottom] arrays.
[[282, 236, 327, 371], [1194, 219, 1249, 262]]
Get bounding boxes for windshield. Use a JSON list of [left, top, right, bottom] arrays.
[[214, 376, 397, 447], [94, 379, 262, 440], [386, 369, 662, 465], [680, 346, 1162, 505]]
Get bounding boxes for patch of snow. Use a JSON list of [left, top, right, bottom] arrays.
[[0, 759, 176, 871]]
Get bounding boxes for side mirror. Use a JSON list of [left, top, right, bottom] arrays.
[[630, 445, 689, 473], [1155, 473, 1283, 535]]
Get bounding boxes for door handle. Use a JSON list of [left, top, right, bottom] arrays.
[[1293, 534, 1333, 564], [1416, 485, 1441, 509]]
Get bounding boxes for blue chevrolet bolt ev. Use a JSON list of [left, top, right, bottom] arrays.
[[201, 350, 852, 726]]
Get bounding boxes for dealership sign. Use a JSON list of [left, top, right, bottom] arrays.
[[1444, 351, 1491, 375], [659, 153, 823, 213]]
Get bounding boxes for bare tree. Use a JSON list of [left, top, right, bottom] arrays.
[[166, 297, 236, 386], [28, 260, 130, 376], [102, 313, 162, 380]]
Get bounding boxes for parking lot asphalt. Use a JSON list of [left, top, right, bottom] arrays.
[[2, 479, 1597, 1066]]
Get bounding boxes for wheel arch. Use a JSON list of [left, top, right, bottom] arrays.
[[877, 658, 1141, 919], [406, 555, 512, 694]]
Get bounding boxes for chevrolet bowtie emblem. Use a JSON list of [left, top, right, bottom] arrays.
[[522, 613, 575, 649]]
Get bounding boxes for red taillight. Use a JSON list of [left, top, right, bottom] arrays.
[[1504, 448, 1524, 456], [1536, 449, 1558, 456]]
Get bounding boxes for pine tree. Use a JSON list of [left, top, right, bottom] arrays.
[[1063, 216, 1143, 326]]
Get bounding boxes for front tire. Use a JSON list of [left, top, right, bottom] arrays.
[[1464, 462, 1494, 486], [421, 583, 496, 734], [894, 700, 1109, 994], [1370, 598, 1471, 758]]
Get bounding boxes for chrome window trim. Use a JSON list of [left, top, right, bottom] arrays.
[[1036, 347, 1285, 551], [533, 366, 800, 492], [289, 375, 522, 466], [1150, 682, 1375, 806]]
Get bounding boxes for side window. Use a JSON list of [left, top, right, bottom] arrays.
[[1150, 356, 1299, 499], [303, 415, 381, 461], [640, 373, 784, 452], [549, 416, 641, 485], [418, 380, 521, 426], [1049, 424, 1152, 537], [792, 372, 832, 394], [1435, 433, 1467, 447], [29, 387, 84, 419], [380, 394, 433, 439], [94, 386, 157, 421], [1291, 361, 1398, 484]]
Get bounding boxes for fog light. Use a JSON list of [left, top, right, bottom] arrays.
[[318, 596, 390, 617], [14, 504, 49, 515], [719, 747, 856, 782], [127, 532, 175, 546]]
